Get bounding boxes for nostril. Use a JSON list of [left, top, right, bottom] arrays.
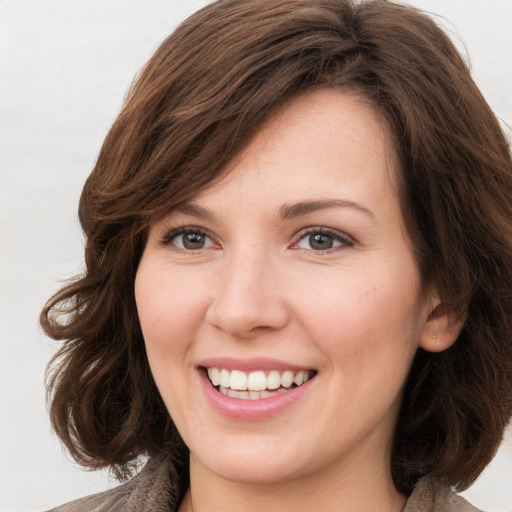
[[204, 265, 289, 337], [205, 301, 289, 339]]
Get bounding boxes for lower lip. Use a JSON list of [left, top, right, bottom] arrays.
[[199, 370, 314, 420]]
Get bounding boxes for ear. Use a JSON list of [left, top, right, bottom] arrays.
[[419, 291, 464, 353]]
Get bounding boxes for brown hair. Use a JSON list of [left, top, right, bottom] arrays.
[[41, 0, 512, 495]]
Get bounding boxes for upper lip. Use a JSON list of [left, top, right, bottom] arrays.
[[198, 357, 314, 372]]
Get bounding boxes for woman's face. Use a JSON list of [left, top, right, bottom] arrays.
[[135, 89, 437, 487]]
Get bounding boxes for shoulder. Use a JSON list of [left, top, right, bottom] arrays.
[[404, 476, 483, 512], [46, 455, 181, 512], [46, 481, 133, 512]]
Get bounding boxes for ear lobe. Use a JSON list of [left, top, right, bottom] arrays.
[[419, 301, 464, 353]]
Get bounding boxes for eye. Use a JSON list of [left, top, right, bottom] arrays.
[[161, 228, 216, 251], [294, 228, 353, 252]]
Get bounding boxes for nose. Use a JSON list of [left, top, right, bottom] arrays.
[[205, 249, 289, 339]]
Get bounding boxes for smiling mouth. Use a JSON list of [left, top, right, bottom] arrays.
[[204, 367, 316, 400]]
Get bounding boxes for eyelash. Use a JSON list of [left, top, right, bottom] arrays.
[[158, 226, 354, 253], [292, 227, 354, 253], [159, 226, 216, 250]]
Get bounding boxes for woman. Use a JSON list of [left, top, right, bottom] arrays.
[[41, 0, 512, 510]]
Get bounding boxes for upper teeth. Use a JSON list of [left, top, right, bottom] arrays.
[[207, 368, 311, 391]]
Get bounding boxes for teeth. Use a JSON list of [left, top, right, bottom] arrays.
[[230, 370, 247, 390], [219, 386, 296, 400], [294, 371, 307, 386], [207, 367, 313, 396], [227, 388, 249, 399], [281, 370, 294, 388], [219, 368, 230, 388], [208, 367, 220, 386], [267, 370, 281, 390], [247, 371, 266, 391]]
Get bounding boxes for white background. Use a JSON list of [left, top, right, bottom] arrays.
[[1, 1, 511, 511]]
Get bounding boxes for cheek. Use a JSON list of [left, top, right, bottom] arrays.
[[134, 263, 208, 366], [295, 262, 422, 370], [134, 263, 211, 424]]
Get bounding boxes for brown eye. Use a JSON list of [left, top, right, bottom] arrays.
[[308, 233, 334, 250], [295, 228, 353, 252], [182, 232, 207, 249], [167, 229, 215, 250]]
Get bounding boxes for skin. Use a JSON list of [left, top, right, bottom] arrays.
[[135, 89, 457, 511]]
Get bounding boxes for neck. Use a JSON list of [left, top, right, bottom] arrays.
[[180, 451, 406, 512]]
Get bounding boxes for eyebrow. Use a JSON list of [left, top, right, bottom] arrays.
[[279, 199, 374, 219], [176, 202, 216, 221], [175, 198, 374, 222]]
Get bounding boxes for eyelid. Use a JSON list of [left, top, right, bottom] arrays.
[[158, 225, 219, 250], [156, 224, 353, 253], [290, 226, 354, 251]]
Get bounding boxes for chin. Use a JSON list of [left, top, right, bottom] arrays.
[[188, 435, 311, 485]]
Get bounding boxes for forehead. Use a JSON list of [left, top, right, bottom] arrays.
[[195, 88, 399, 207]]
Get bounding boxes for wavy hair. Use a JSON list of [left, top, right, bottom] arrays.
[[41, 0, 512, 495]]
